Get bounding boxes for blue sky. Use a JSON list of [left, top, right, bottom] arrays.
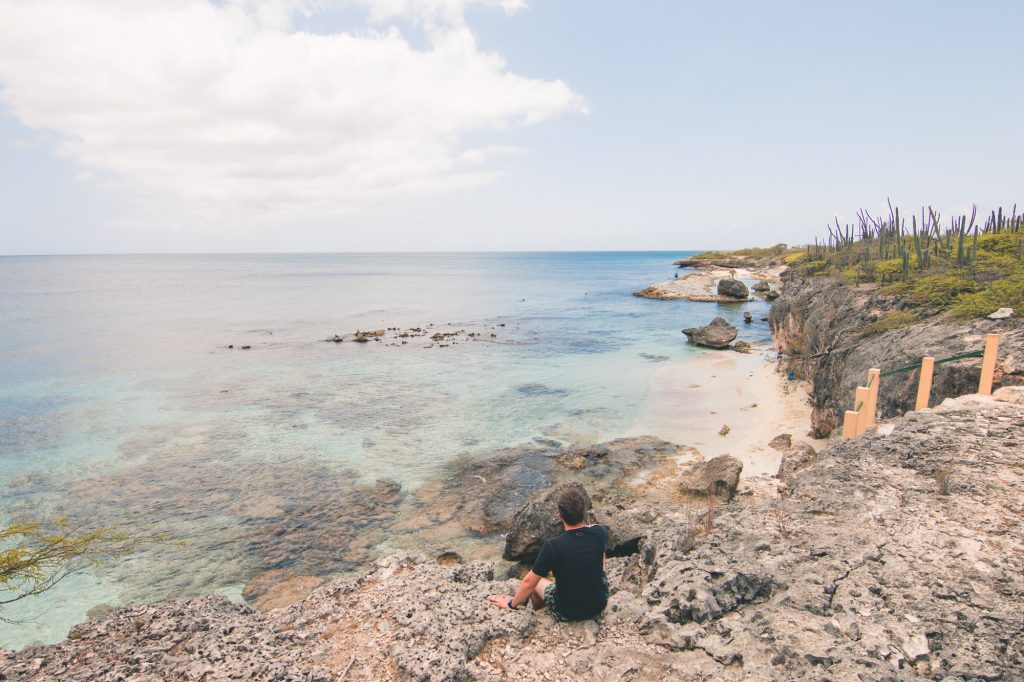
[[0, 0, 1021, 254]]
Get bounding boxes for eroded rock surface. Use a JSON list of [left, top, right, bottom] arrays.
[[4, 396, 1021, 681]]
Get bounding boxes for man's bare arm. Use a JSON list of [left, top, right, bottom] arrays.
[[488, 570, 542, 609]]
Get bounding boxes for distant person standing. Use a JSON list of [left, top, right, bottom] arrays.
[[488, 488, 608, 621]]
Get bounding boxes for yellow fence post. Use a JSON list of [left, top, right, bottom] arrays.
[[842, 410, 859, 441], [978, 333, 1000, 396], [854, 386, 870, 435], [865, 368, 880, 427], [915, 357, 935, 411]]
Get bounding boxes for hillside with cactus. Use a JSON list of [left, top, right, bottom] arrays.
[[787, 202, 1024, 320]]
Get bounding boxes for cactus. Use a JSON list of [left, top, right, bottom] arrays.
[[1017, 237, 1023, 261], [956, 224, 966, 266]]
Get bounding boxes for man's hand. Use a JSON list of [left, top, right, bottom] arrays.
[[487, 594, 513, 609]]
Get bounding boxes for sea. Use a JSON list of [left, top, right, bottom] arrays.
[[0, 252, 772, 648]]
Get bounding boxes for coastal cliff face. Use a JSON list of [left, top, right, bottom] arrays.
[[4, 389, 1023, 681], [769, 272, 1024, 437]]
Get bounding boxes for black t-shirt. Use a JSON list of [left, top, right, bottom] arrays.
[[531, 525, 608, 620]]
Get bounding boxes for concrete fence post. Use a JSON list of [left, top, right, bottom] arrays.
[[915, 357, 935, 411], [842, 410, 858, 441], [854, 386, 871, 435], [865, 368, 881, 427], [978, 333, 1000, 396]]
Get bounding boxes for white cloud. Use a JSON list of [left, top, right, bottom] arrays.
[[0, 0, 583, 223]]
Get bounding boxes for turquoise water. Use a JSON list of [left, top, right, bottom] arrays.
[[0, 252, 771, 648]]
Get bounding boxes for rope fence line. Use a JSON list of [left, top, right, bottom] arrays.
[[841, 334, 1000, 441], [878, 349, 985, 378]]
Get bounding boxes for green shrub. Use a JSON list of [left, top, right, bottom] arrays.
[[976, 232, 1020, 256], [784, 251, 807, 266], [883, 272, 980, 308], [856, 311, 921, 335], [949, 272, 1024, 319], [798, 259, 830, 277], [974, 251, 1021, 277], [873, 258, 903, 283], [692, 244, 792, 260]]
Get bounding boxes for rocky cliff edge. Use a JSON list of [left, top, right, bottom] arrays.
[[3, 388, 1022, 681]]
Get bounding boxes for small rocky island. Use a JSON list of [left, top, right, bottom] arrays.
[[633, 250, 784, 302]]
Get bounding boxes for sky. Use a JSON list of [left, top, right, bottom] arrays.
[[0, 0, 1022, 255]]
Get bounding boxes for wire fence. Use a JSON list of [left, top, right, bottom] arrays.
[[878, 349, 985, 378]]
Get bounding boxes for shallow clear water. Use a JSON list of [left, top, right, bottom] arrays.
[[0, 252, 771, 648]]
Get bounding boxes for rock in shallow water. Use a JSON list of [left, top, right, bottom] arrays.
[[681, 317, 738, 349]]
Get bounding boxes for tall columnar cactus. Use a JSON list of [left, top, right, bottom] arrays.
[[957, 223, 966, 266], [1017, 237, 1023, 261]]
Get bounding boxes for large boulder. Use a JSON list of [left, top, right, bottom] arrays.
[[678, 455, 743, 501], [716, 278, 749, 299], [681, 317, 738, 349], [752, 280, 771, 292], [502, 483, 592, 562]]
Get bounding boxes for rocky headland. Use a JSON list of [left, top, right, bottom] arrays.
[[634, 268, 781, 302], [770, 271, 1024, 437], [4, 253, 1023, 681]]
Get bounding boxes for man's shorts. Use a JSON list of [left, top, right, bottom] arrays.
[[543, 583, 569, 621], [543, 578, 609, 622]]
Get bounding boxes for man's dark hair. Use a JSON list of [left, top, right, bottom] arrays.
[[557, 488, 587, 525]]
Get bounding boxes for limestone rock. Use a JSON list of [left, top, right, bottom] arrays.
[[752, 280, 771, 292], [776, 442, 819, 485], [716, 278, 749, 299], [242, 569, 326, 611], [502, 483, 592, 562], [988, 307, 1014, 319], [768, 433, 792, 451], [679, 455, 742, 501], [681, 317, 738, 349], [436, 551, 464, 565], [733, 341, 751, 354]]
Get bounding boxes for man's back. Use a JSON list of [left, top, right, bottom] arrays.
[[531, 525, 608, 620]]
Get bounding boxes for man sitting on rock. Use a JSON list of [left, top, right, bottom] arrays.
[[488, 488, 608, 621]]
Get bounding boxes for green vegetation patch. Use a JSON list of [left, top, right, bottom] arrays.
[[856, 311, 921, 335], [949, 272, 1024, 320], [794, 205, 1023, 318], [882, 272, 981, 308], [692, 243, 793, 260]]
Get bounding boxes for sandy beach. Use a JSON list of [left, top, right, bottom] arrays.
[[629, 346, 825, 477]]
